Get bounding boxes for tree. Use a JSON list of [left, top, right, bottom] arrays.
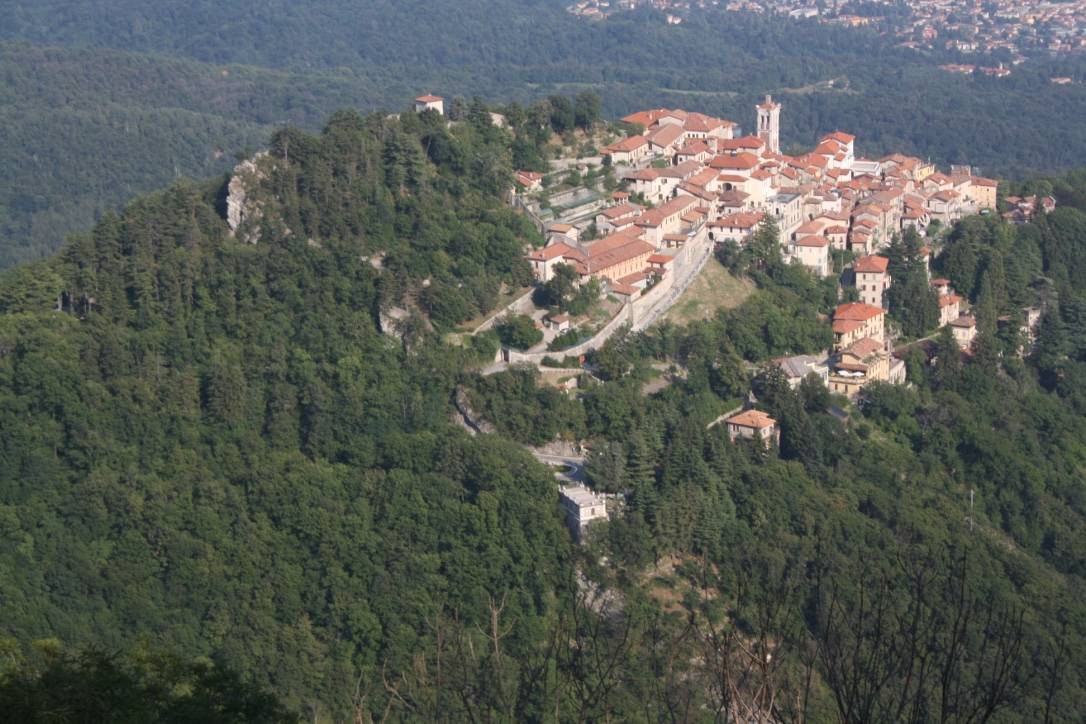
[[495, 314, 543, 350], [933, 325, 963, 388], [547, 95, 576, 134], [0, 645, 298, 723], [573, 92, 602, 130], [941, 233, 979, 298], [748, 215, 782, 272]]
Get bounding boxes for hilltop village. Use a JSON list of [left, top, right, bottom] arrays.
[[511, 94, 1011, 394], [417, 92, 1042, 536]]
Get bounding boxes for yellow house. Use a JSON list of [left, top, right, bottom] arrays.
[[832, 303, 886, 350], [966, 177, 998, 209], [828, 337, 891, 398]]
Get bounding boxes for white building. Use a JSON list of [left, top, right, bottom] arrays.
[[414, 94, 445, 115], [793, 236, 831, 277], [559, 485, 609, 541], [756, 95, 781, 154]]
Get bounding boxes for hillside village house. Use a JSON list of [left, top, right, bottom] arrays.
[[604, 135, 651, 165], [724, 409, 780, 448], [938, 292, 963, 327], [831, 302, 886, 350], [927, 190, 963, 223], [596, 202, 645, 235], [635, 196, 700, 245], [515, 170, 544, 192], [826, 301, 906, 397], [414, 94, 444, 115], [965, 177, 999, 209], [768, 192, 804, 241], [950, 314, 978, 350], [529, 231, 657, 287], [526, 242, 576, 282], [776, 354, 830, 388], [647, 123, 685, 155], [546, 222, 578, 244], [793, 235, 831, 277], [708, 212, 764, 246], [828, 337, 904, 398], [853, 254, 891, 308]]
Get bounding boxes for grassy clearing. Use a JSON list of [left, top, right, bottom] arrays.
[[663, 260, 754, 326]]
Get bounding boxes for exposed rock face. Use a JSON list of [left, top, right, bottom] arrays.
[[378, 306, 410, 339], [226, 153, 268, 244], [453, 385, 496, 435]]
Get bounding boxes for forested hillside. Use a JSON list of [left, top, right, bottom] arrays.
[[4, 98, 1086, 719], [0, 43, 395, 269], [0, 110, 567, 719], [6, 1, 1086, 268]]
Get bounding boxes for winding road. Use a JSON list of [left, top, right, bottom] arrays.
[[529, 452, 586, 482]]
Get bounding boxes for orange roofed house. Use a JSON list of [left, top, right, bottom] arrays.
[[515, 170, 544, 192], [828, 337, 903, 398], [604, 135, 650, 165], [575, 233, 656, 283], [724, 409, 780, 448], [526, 242, 576, 282], [525, 231, 655, 287], [831, 302, 885, 350], [828, 303, 905, 398], [853, 255, 891, 308]]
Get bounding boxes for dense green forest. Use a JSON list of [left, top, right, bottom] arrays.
[[0, 110, 569, 720], [4, 95, 1086, 718], [6, 1, 1086, 267]]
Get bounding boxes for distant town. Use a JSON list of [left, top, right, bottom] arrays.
[[568, 0, 1086, 71]]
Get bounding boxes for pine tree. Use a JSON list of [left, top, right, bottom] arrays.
[[585, 441, 629, 494], [749, 215, 782, 272], [933, 326, 963, 389]]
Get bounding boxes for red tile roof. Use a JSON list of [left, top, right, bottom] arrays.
[[824, 131, 856, 144], [605, 135, 649, 153], [717, 135, 764, 151], [938, 293, 963, 308], [647, 124, 685, 147], [526, 242, 575, 262], [727, 409, 777, 429], [844, 336, 883, 357], [834, 302, 885, 322], [710, 152, 760, 171], [853, 255, 889, 273], [711, 211, 765, 230]]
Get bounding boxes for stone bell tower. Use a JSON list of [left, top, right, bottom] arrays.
[[756, 94, 781, 154]]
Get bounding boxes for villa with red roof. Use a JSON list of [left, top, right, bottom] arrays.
[[724, 409, 780, 448], [832, 302, 886, 349]]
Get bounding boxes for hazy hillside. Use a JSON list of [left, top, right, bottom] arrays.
[[5, 3, 1086, 268]]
